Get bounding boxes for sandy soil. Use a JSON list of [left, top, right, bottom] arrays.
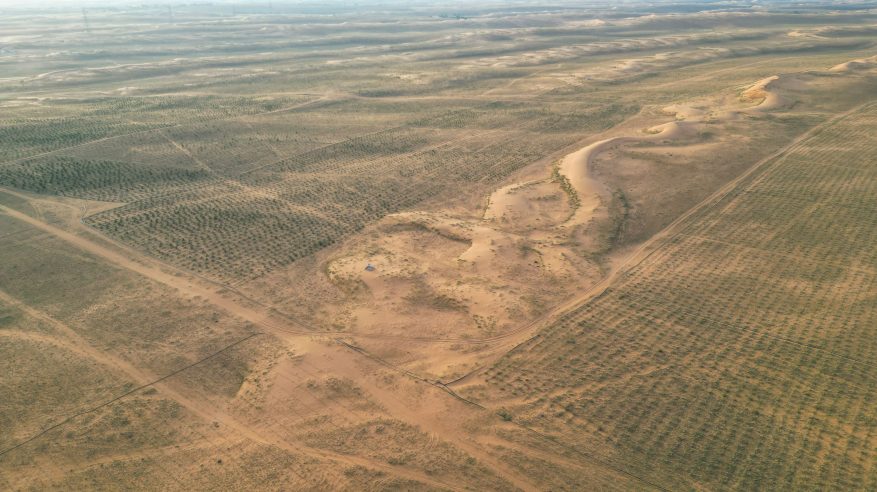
[[333, 60, 868, 380], [0, 190, 536, 491], [234, 65, 826, 386], [448, 96, 871, 392], [5, 53, 873, 488], [830, 55, 877, 72], [742, 75, 786, 112]]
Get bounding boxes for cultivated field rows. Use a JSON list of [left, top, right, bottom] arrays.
[[0, 207, 533, 490], [3, 3, 877, 489], [469, 102, 877, 491]]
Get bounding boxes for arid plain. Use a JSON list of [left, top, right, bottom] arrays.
[[2, 1, 877, 490]]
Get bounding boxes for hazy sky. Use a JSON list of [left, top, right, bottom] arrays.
[[0, 0, 326, 7], [0, 0, 423, 5], [0, 0, 619, 8]]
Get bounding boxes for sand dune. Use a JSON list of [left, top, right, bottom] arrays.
[[742, 75, 786, 112], [830, 55, 877, 72], [465, 31, 751, 69], [662, 103, 707, 120], [556, 107, 706, 228], [557, 139, 618, 227], [484, 181, 538, 221], [646, 120, 697, 139], [310, 59, 868, 382], [381, 211, 519, 274]]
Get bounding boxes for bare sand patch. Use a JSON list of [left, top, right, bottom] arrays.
[[830, 55, 877, 72], [555, 110, 705, 229], [742, 75, 786, 112], [484, 180, 569, 231], [484, 181, 537, 221], [557, 140, 614, 228]]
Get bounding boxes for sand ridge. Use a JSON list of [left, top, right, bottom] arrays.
[[263, 55, 877, 384], [741, 75, 787, 112], [304, 66, 823, 378], [830, 55, 877, 72], [555, 105, 708, 230]]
